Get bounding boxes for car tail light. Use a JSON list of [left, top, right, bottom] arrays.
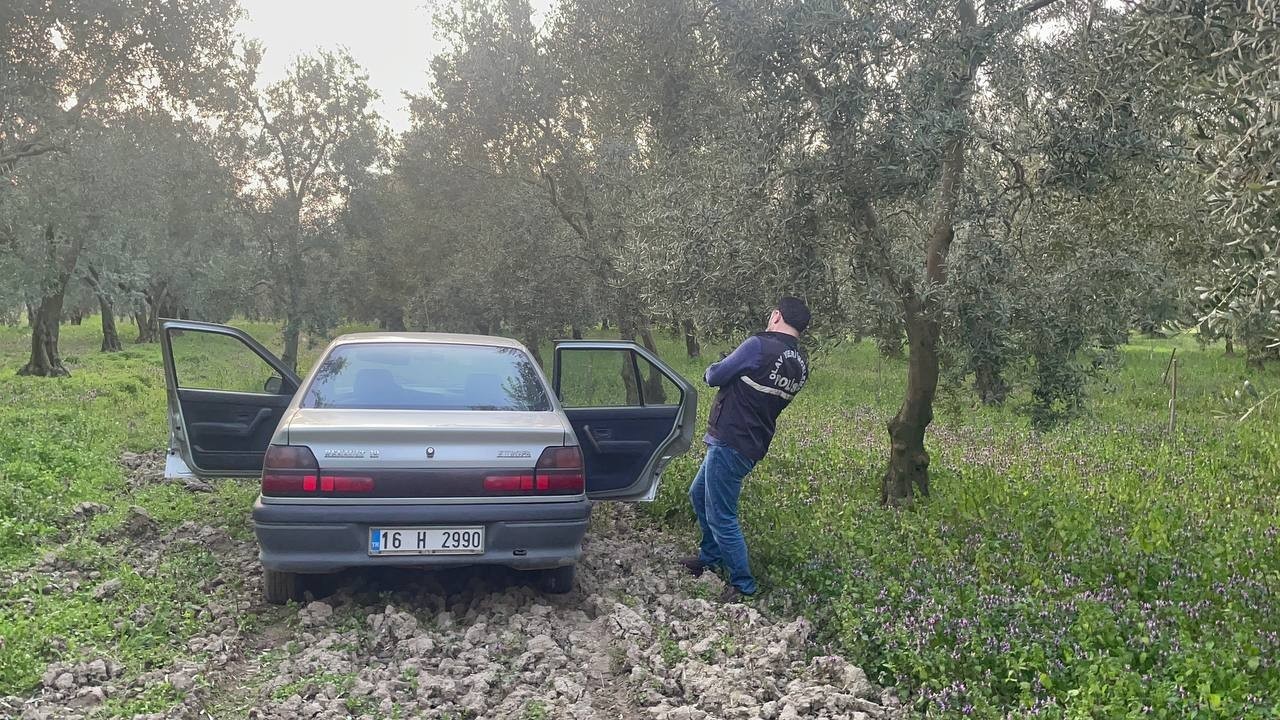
[[482, 446, 584, 495], [321, 475, 375, 493], [483, 474, 534, 492], [261, 445, 374, 495], [535, 446, 584, 493], [261, 445, 319, 496]]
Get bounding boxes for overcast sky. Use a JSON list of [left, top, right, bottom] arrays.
[[235, 1, 448, 135]]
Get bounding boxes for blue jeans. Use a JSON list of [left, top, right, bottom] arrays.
[[689, 443, 758, 594]]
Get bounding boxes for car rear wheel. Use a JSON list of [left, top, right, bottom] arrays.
[[262, 568, 303, 605], [536, 564, 576, 594]]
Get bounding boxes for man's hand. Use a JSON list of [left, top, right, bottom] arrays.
[[706, 337, 763, 387]]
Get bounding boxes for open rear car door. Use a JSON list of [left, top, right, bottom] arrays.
[[161, 320, 301, 479], [553, 341, 696, 501]]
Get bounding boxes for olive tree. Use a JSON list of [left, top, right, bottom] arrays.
[[0, 0, 240, 375], [226, 47, 387, 371], [710, 0, 1085, 503], [1127, 0, 1280, 366]]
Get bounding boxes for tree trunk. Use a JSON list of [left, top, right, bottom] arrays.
[[134, 311, 157, 343], [972, 362, 1009, 405], [19, 292, 70, 377], [617, 317, 642, 405], [878, 0, 985, 505], [383, 308, 406, 332], [571, 324, 583, 340], [377, 309, 406, 332], [86, 265, 122, 352], [135, 280, 170, 343], [20, 224, 82, 377], [1225, 335, 1235, 357], [69, 311, 83, 326], [638, 323, 667, 402], [281, 313, 302, 374], [882, 311, 938, 504], [524, 330, 544, 368], [99, 295, 121, 352], [682, 319, 701, 358]]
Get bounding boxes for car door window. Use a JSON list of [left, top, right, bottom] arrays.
[[168, 327, 282, 394], [638, 356, 681, 406], [557, 348, 644, 407], [555, 342, 696, 501]]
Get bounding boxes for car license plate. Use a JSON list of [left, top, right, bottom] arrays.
[[368, 527, 484, 555]]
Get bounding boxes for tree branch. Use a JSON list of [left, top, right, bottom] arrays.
[[250, 94, 301, 200], [296, 119, 343, 199], [0, 141, 62, 168], [980, 0, 1067, 40]]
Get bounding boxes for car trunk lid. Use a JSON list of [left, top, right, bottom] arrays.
[[277, 408, 574, 499]]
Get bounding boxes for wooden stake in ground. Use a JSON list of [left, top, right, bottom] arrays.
[[1161, 348, 1177, 385], [1167, 358, 1178, 434]]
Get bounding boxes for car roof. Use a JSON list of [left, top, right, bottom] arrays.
[[329, 332, 526, 349]]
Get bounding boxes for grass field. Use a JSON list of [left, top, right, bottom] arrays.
[[651, 334, 1280, 718], [0, 319, 1277, 717]]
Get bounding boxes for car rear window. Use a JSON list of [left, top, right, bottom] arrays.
[[302, 343, 551, 411]]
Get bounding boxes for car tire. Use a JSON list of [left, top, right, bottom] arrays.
[[263, 568, 303, 605], [536, 564, 576, 594], [305, 572, 342, 600]]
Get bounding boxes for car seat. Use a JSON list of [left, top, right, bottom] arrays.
[[353, 368, 403, 406], [463, 373, 507, 409]]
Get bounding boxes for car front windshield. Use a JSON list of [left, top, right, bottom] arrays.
[[302, 342, 550, 411]]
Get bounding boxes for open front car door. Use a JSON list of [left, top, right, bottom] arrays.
[[161, 320, 301, 479], [553, 341, 696, 501]]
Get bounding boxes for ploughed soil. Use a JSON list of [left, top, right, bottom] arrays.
[[4, 452, 904, 720]]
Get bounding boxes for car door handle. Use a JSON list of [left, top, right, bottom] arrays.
[[580, 424, 605, 454]]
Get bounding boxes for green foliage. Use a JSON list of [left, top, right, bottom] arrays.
[[647, 334, 1280, 718], [0, 320, 336, 700], [1127, 0, 1280, 356]]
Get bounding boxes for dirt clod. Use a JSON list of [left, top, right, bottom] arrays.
[[7, 501, 902, 720]]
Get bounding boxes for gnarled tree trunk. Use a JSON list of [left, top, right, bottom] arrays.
[[20, 293, 70, 377], [639, 323, 667, 403], [19, 224, 83, 377], [134, 310, 157, 343], [882, 309, 938, 503], [682, 318, 701, 358], [281, 312, 302, 374], [878, 0, 995, 507], [380, 307, 406, 332], [99, 298, 122, 352], [973, 361, 1009, 405], [616, 316, 643, 405], [86, 265, 122, 352], [135, 280, 172, 343], [524, 330, 544, 368]]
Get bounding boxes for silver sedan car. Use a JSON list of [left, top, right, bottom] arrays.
[[160, 321, 696, 603]]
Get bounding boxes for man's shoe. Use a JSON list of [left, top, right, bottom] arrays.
[[678, 556, 707, 577], [718, 585, 754, 604]]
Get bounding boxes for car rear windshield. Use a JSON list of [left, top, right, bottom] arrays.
[[301, 343, 551, 411]]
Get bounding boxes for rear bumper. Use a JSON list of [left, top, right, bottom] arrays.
[[252, 497, 591, 574]]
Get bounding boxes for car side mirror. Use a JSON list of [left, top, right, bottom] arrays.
[[263, 376, 284, 394]]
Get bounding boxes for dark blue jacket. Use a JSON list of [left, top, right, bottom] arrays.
[[704, 331, 809, 462]]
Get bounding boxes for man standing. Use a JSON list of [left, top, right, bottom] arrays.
[[682, 297, 811, 602]]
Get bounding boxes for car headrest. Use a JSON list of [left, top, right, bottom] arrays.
[[353, 368, 401, 402]]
